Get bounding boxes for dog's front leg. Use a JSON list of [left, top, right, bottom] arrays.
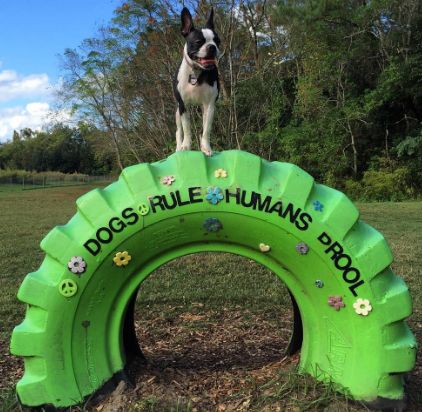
[[175, 109, 183, 151], [180, 109, 192, 151], [201, 103, 215, 156]]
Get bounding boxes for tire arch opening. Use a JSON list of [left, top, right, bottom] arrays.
[[121, 251, 304, 369], [121, 252, 303, 374]]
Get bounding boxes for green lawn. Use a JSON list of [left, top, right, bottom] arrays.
[[0, 185, 420, 411]]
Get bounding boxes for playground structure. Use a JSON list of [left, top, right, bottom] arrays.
[[10, 150, 416, 409]]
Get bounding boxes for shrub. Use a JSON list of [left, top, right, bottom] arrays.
[[344, 167, 414, 201]]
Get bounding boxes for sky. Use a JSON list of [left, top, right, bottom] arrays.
[[0, 0, 121, 142]]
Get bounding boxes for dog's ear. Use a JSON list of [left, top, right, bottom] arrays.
[[181, 7, 194, 37], [205, 7, 214, 30]]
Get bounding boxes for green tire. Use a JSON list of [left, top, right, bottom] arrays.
[[10, 150, 416, 408]]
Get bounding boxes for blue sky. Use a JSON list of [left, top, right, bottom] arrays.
[[0, 0, 120, 141]]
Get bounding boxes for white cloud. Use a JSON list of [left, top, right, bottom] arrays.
[[0, 68, 72, 142], [0, 69, 50, 102], [0, 102, 71, 142]]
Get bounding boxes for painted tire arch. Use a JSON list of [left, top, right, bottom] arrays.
[[10, 150, 416, 408]]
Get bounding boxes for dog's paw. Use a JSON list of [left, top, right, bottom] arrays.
[[179, 143, 191, 151], [201, 145, 213, 156]]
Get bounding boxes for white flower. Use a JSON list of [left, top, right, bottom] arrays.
[[353, 298, 372, 316], [67, 256, 87, 274]]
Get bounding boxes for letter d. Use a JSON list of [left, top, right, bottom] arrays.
[[84, 239, 101, 256]]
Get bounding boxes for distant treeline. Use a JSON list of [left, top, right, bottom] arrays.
[[3, 0, 422, 200], [0, 125, 115, 175]]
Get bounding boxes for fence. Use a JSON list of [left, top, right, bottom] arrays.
[[0, 174, 116, 190]]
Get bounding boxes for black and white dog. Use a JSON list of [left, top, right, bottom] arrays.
[[173, 7, 220, 156]]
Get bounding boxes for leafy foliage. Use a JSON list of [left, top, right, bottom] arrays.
[[2, 0, 422, 199], [0, 124, 114, 174]]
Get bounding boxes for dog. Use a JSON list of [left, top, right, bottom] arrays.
[[173, 7, 220, 156]]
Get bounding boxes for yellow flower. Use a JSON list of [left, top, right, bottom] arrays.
[[113, 251, 132, 267], [214, 168, 228, 178]]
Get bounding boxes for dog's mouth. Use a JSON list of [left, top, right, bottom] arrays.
[[196, 57, 217, 69]]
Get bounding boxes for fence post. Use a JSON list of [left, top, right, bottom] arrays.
[[23, 176, 25, 190]]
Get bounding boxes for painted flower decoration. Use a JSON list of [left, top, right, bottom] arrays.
[[315, 279, 324, 288], [295, 242, 309, 255], [203, 217, 223, 232], [161, 175, 175, 186], [328, 295, 345, 311], [205, 187, 224, 205], [113, 251, 132, 267], [67, 256, 87, 274], [353, 298, 372, 316], [214, 168, 228, 178], [313, 200, 324, 212]]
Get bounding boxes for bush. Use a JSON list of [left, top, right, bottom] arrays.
[[344, 167, 414, 201]]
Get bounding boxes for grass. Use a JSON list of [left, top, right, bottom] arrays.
[[0, 184, 420, 411]]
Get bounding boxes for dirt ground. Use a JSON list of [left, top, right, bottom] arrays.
[[2, 307, 420, 411], [98, 307, 298, 412]]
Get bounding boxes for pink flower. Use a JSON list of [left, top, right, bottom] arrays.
[[161, 175, 175, 186], [328, 295, 345, 311]]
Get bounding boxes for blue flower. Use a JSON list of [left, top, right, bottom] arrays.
[[315, 280, 324, 288], [205, 187, 224, 205], [203, 218, 223, 232], [313, 200, 324, 212]]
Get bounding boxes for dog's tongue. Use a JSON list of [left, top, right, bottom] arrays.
[[199, 58, 216, 66]]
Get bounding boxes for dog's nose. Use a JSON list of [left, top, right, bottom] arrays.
[[207, 44, 217, 57]]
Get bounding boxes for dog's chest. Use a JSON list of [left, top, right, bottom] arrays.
[[177, 64, 218, 106]]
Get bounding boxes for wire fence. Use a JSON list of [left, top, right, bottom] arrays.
[[0, 174, 116, 191]]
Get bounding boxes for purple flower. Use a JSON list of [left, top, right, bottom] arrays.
[[295, 242, 309, 255], [328, 295, 345, 311]]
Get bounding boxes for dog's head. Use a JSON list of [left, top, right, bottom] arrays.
[[181, 7, 220, 70]]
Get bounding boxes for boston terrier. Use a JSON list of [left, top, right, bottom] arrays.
[[173, 7, 220, 156]]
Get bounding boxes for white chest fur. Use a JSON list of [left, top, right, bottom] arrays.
[[177, 58, 218, 107]]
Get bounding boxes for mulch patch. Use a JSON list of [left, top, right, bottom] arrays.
[[97, 306, 297, 411], [3, 308, 421, 411]]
